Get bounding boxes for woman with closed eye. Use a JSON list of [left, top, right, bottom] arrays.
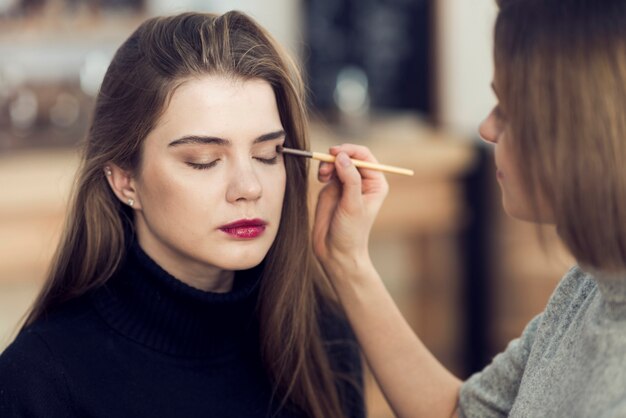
[[0, 12, 364, 418]]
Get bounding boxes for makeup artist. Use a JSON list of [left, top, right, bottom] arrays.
[[0, 11, 363, 418], [313, 0, 626, 417]]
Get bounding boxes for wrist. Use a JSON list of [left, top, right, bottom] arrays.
[[323, 252, 379, 288]]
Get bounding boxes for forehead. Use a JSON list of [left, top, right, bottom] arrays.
[[152, 75, 282, 145]]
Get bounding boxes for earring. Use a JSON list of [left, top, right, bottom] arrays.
[[104, 166, 112, 177], [127, 198, 135, 207]]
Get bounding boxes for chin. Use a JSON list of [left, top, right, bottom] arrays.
[[210, 250, 267, 271], [220, 259, 264, 271]]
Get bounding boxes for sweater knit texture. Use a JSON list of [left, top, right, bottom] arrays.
[[0, 241, 364, 417], [460, 265, 626, 417]]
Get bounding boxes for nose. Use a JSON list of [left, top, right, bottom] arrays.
[[225, 159, 263, 203], [479, 108, 500, 145]]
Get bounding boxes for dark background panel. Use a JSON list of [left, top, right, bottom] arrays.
[[303, 0, 433, 115]]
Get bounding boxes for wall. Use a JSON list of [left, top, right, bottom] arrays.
[[436, 0, 498, 139], [147, 0, 302, 57]]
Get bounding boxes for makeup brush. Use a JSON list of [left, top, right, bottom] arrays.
[[277, 145, 414, 176]]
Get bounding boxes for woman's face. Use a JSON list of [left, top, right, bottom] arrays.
[[479, 83, 554, 223], [129, 76, 286, 290]]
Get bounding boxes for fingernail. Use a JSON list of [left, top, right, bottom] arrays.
[[337, 153, 351, 167]]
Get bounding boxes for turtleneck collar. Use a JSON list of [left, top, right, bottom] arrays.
[[91, 240, 264, 358]]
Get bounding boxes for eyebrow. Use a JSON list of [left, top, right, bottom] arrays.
[[168, 130, 286, 147]]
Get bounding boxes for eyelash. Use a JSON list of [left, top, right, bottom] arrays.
[[187, 161, 219, 170], [257, 156, 278, 165], [186, 156, 278, 170]]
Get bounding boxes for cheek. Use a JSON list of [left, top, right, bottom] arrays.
[[271, 170, 287, 205], [138, 162, 208, 218], [139, 163, 178, 202], [263, 168, 287, 216]]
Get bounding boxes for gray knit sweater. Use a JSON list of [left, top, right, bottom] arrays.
[[459, 266, 626, 417]]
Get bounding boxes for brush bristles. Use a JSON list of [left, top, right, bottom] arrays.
[[277, 146, 313, 158]]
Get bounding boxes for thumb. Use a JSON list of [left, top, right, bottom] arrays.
[[334, 152, 363, 213]]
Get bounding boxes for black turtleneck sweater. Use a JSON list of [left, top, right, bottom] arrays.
[[0, 242, 364, 417]]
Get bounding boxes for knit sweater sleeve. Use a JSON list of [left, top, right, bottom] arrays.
[[458, 266, 588, 418], [0, 329, 75, 417], [458, 313, 542, 418]]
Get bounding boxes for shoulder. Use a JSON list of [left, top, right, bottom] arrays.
[[0, 328, 75, 416], [0, 297, 100, 416], [552, 265, 595, 299], [0, 295, 93, 373], [459, 266, 598, 416], [518, 265, 599, 356], [1, 327, 57, 374], [541, 265, 597, 322]]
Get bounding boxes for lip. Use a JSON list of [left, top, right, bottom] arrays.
[[496, 169, 505, 180], [219, 218, 267, 239]]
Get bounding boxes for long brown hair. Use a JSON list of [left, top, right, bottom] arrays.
[[23, 11, 353, 417], [494, 0, 626, 271]]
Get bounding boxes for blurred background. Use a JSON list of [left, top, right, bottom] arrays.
[[0, 0, 574, 416]]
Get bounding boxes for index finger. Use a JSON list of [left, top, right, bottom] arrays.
[[329, 143, 386, 180]]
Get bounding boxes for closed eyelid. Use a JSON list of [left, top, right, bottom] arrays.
[[254, 155, 279, 165], [252, 142, 282, 156], [182, 150, 221, 160], [175, 136, 284, 164]]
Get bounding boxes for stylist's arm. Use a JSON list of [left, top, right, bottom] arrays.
[[313, 144, 461, 418]]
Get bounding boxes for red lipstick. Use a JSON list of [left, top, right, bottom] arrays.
[[219, 218, 267, 239]]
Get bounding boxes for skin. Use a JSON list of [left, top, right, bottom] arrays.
[[106, 76, 287, 293], [479, 83, 554, 223], [311, 82, 557, 417], [314, 148, 461, 418]]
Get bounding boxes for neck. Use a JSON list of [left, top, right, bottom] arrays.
[[188, 270, 235, 293], [90, 240, 263, 357], [167, 264, 235, 293], [136, 225, 235, 293]]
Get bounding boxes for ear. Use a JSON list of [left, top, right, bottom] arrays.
[[103, 164, 142, 210]]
